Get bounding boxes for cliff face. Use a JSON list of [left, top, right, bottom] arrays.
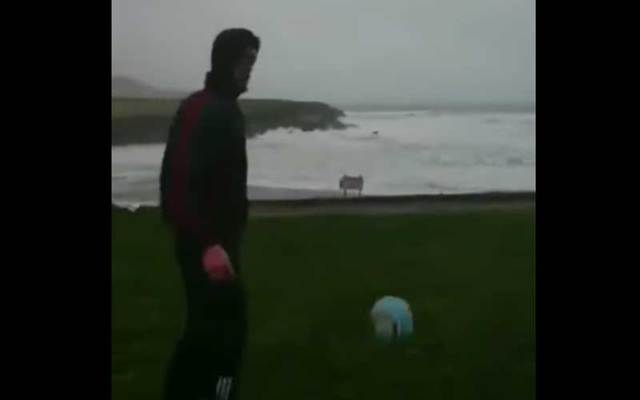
[[111, 97, 348, 146], [241, 99, 347, 135]]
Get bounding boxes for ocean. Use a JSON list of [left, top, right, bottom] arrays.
[[112, 109, 535, 206]]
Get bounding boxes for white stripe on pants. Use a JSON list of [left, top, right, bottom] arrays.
[[216, 376, 233, 400]]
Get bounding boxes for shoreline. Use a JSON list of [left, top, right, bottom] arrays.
[[111, 185, 343, 206], [113, 190, 535, 216]]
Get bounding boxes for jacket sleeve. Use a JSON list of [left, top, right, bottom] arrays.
[[186, 103, 235, 246], [159, 103, 184, 221]]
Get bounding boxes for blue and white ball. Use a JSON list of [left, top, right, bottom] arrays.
[[370, 296, 414, 340]]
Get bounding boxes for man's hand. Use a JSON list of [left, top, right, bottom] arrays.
[[202, 245, 236, 282]]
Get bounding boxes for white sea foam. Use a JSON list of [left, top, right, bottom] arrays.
[[112, 109, 535, 205]]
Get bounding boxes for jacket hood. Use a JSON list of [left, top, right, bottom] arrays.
[[204, 28, 260, 99]]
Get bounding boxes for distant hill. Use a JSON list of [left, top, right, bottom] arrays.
[[111, 76, 187, 99], [112, 96, 348, 146], [337, 101, 535, 113]]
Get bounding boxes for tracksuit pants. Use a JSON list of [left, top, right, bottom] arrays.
[[163, 233, 247, 400]]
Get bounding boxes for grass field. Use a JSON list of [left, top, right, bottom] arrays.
[[112, 208, 535, 400]]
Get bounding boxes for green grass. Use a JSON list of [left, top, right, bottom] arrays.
[[112, 209, 535, 400]]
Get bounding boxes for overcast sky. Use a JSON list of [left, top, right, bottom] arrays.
[[112, 0, 535, 106]]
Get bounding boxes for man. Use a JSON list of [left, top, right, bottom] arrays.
[[159, 28, 260, 400]]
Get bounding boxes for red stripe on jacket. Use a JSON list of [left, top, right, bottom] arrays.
[[166, 90, 212, 237]]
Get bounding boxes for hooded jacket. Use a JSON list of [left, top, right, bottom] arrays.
[[160, 29, 259, 246]]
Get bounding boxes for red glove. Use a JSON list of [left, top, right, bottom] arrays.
[[202, 245, 236, 282]]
